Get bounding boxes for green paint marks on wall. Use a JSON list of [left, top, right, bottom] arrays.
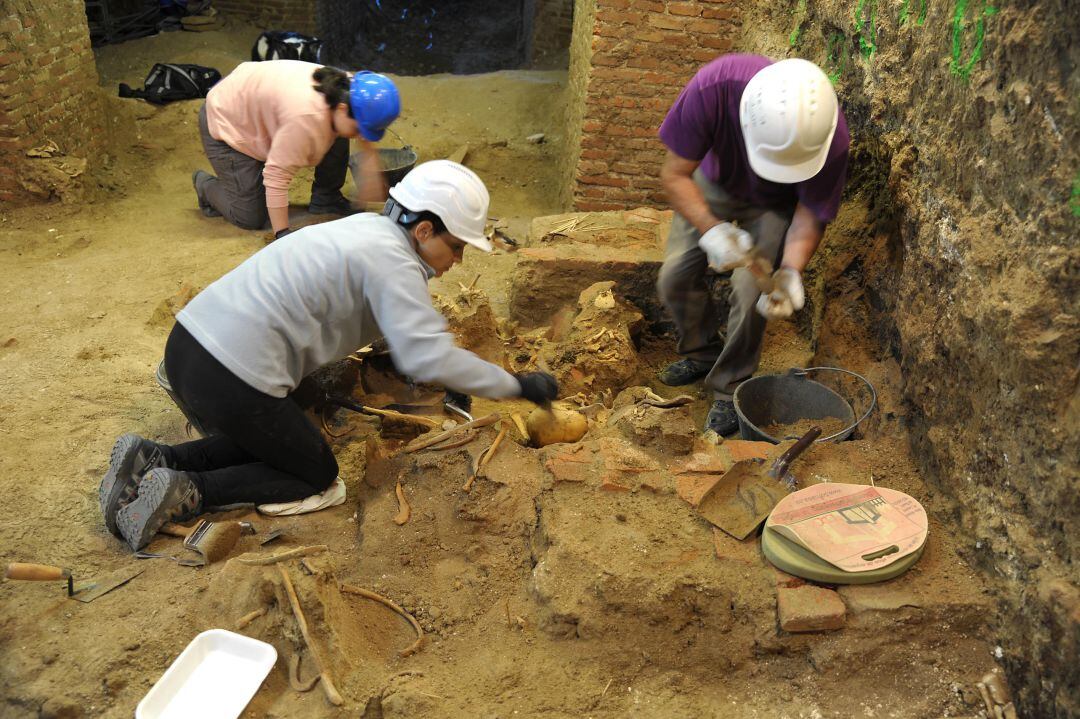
[[825, 32, 849, 82], [950, 0, 998, 80], [789, 0, 809, 47], [855, 0, 878, 57], [900, 0, 928, 26], [1070, 171, 1080, 218]]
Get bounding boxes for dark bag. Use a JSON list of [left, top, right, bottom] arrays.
[[118, 63, 222, 105], [251, 31, 323, 63]]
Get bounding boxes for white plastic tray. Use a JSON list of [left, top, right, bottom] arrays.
[[136, 629, 277, 719]]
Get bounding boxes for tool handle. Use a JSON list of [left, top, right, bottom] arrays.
[[159, 522, 190, 538], [772, 426, 822, 477], [746, 254, 776, 294], [5, 563, 71, 581]]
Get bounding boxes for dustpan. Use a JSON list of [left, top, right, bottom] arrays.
[[136, 629, 277, 719]]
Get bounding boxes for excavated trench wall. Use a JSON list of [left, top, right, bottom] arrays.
[[740, 2, 1078, 715], [563, 0, 1078, 714], [0, 0, 106, 204]]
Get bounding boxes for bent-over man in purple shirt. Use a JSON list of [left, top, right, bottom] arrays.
[[656, 54, 850, 436]]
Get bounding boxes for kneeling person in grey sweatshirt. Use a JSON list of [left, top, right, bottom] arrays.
[[100, 161, 558, 551]]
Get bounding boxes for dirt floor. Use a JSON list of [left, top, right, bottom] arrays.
[[0, 24, 1009, 719]]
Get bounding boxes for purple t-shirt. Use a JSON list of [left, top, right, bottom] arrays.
[[659, 54, 850, 223]]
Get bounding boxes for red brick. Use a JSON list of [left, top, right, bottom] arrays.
[[630, 0, 665, 10], [576, 200, 625, 212], [702, 6, 738, 18], [580, 148, 614, 160], [701, 35, 734, 50], [627, 55, 663, 70], [777, 586, 846, 632], [724, 439, 773, 462], [668, 2, 703, 16], [691, 48, 721, 62], [596, 9, 645, 24], [632, 30, 669, 43], [687, 18, 724, 33], [647, 14, 688, 30], [591, 53, 624, 67], [579, 174, 630, 188]]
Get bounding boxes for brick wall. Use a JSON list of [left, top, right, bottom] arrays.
[[530, 0, 574, 68], [560, 0, 741, 211], [0, 0, 106, 205], [214, 0, 317, 36]]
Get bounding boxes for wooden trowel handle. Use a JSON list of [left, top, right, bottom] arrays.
[[772, 426, 822, 477], [159, 522, 190, 538], [5, 563, 71, 581]]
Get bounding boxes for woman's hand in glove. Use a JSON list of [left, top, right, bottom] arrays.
[[755, 267, 805, 320], [514, 371, 559, 406]]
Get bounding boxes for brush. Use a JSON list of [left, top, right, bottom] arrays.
[[159, 519, 242, 563]]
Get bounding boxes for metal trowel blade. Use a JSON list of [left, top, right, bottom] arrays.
[[696, 460, 787, 540], [72, 565, 145, 602]]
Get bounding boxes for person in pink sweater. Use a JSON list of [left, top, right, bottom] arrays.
[[193, 60, 400, 239]]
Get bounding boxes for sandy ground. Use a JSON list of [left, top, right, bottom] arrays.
[[0, 24, 1004, 719]]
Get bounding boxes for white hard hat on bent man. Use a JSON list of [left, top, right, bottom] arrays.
[[655, 53, 850, 437]]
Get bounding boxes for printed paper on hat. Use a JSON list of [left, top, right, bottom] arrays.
[[765, 483, 928, 572]]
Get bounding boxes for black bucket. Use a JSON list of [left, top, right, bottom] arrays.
[[378, 146, 417, 187], [732, 367, 876, 444]]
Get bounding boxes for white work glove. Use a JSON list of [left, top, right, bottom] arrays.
[[698, 222, 753, 272], [756, 267, 805, 320]]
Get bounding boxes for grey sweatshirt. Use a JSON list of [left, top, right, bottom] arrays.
[[177, 213, 521, 399]]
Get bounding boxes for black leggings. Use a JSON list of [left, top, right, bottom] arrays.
[[160, 323, 338, 507]]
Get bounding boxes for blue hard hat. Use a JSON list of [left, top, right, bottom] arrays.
[[349, 71, 400, 142]]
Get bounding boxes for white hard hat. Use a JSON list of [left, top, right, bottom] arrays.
[[388, 160, 492, 251], [739, 59, 839, 184]]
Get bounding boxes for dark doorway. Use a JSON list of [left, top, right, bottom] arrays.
[[317, 0, 534, 75]]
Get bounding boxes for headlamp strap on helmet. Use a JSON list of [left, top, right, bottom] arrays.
[[382, 198, 421, 226]]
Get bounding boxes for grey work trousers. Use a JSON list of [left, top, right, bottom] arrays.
[[657, 170, 795, 400], [197, 104, 349, 230]]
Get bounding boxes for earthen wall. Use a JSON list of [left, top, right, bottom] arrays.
[[0, 0, 105, 204], [214, 0, 318, 36], [737, 1, 1078, 716]]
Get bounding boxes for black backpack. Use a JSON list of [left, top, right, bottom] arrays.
[[118, 63, 222, 105], [251, 31, 324, 63]]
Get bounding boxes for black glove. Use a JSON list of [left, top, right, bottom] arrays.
[[514, 371, 558, 406]]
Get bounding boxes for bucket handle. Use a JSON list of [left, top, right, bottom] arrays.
[[789, 366, 877, 442]]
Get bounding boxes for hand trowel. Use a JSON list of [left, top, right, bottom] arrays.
[[697, 427, 821, 540], [4, 563, 144, 602]]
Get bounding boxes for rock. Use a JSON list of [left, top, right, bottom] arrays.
[[837, 583, 923, 612], [777, 585, 846, 632], [610, 401, 697, 455]]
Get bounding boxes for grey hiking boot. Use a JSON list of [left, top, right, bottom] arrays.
[[705, 399, 740, 436], [658, 358, 713, 387], [192, 170, 221, 218], [99, 434, 167, 538], [116, 468, 203, 551], [307, 193, 355, 216]]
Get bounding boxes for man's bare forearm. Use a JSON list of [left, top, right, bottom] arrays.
[[660, 151, 719, 235], [780, 203, 824, 272]]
